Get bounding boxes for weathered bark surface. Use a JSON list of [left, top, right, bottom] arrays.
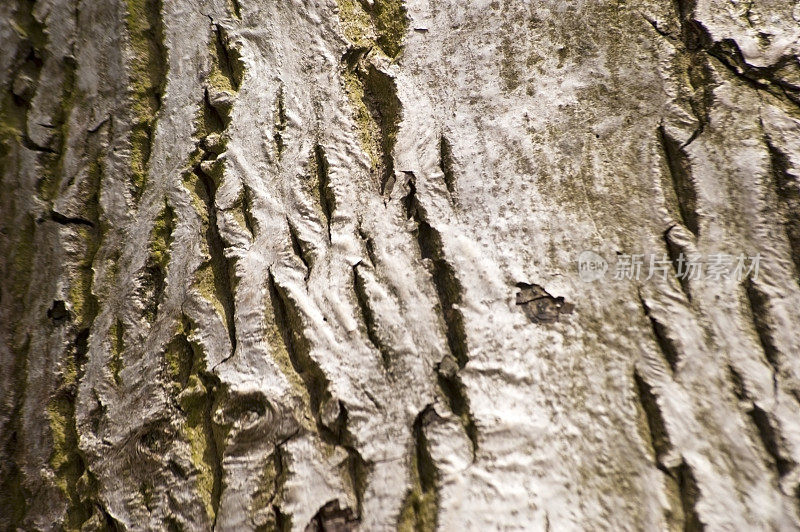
[[2, 0, 800, 529]]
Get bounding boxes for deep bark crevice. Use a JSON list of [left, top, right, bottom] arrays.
[[310, 144, 335, 240], [675, 461, 704, 531], [403, 174, 468, 368], [639, 293, 681, 374], [273, 86, 287, 158], [658, 126, 700, 238], [195, 164, 238, 356], [439, 135, 457, 202], [764, 138, 800, 281], [748, 403, 794, 478], [286, 217, 313, 280], [436, 366, 478, 459], [743, 277, 780, 377], [267, 271, 369, 515], [633, 370, 673, 465], [352, 262, 392, 369], [397, 405, 439, 531]]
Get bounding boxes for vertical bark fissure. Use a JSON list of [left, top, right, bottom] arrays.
[[633, 370, 673, 467], [397, 405, 439, 531], [743, 278, 780, 379], [36, 55, 77, 201], [196, 164, 238, 357], [267, 270, 368, 516], [439, 135, 457, 201], [191, 25, 246, 361], [403, 174, 478, 456], [352, 262, 391, 369], [764, 138, 800, 281], [168, 320, 226, 525], [140, 199, 175, 323], [286, 217, 313, 279], [658, 126, 699, 237], [677, 461, 705, 532], [273, 86, 287, 159], [747, 404, 794, 478], [312, 144, 334, 240], [405, 179, 468, 368], [639, 293, 681, 374]]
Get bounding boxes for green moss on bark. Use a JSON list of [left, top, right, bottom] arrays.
[[124, 0, 167, 200], [108, 319, 124, 385], [164, 320, 225, 523], [335, 0, 407, 58]]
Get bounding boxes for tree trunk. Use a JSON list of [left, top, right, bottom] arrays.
[[2, 0, 800, 529]]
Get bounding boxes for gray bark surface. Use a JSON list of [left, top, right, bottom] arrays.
[[2, 0, 800, 529]]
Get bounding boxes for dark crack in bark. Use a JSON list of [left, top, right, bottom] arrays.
[[743, 277, 780, 380], [676, 461, 704, 532], [439, 135, 457, 202], [764, 138, 800, 281], [352, 262, 392, 369], [633, 370, 673, 467], [639, 292, 681, 374], [748, 404, 794, 478], [397, 405, 439, 532], [659, 125, 700, 238]]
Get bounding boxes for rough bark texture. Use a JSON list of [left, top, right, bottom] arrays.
[[2, 0, 800, 530]]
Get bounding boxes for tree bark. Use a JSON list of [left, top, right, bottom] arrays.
[[2, 0, 800, 529]]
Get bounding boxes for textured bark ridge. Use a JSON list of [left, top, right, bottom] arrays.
[[2, 0, 800, 529]]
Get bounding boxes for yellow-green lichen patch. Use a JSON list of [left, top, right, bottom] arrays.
[[67, 224, 100, 328], [229, 184, 256, 238], [208, 25, 243, 94], [371, 0, 408, 59], [263, 288, 315, 431], [149, 199, 176, 271], [193, 261, 228, 326], [108, 319, 125, 386], [250, 454, 281, 529], [164, 318, 225, 523], [336, 0, 376, 49], [341, 57, 402, 192], [342, 66, 380, 169], [10, 0, 47, 50], [179, 377, 217, 520], [124, 0, 167, 200], [301, 145, 335, 237], [182, 170, 211, 224], [47, 393, 94, 529], [335, 0, 408, 58], [163, 320, 196, 389]]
